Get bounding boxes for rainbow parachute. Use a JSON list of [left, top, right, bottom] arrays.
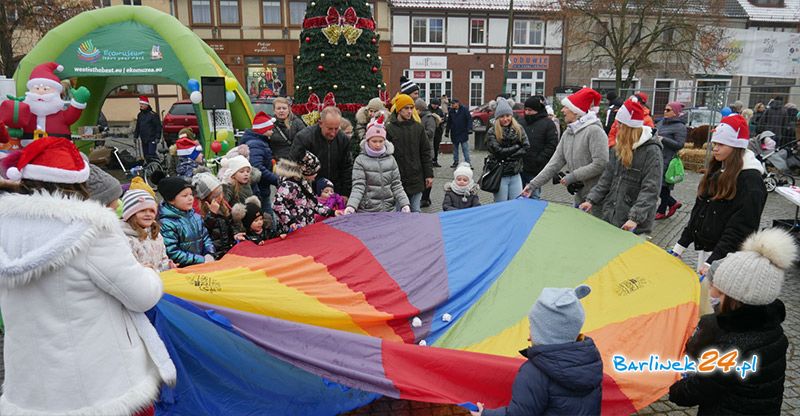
[[153, 199, 700, 415]]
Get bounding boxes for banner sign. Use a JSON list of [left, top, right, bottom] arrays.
[[509, 55, 549, 70], [694, 28, 800, 78]]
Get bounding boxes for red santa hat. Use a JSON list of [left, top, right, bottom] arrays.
[[139, 96, 150, 106], [252, 111, 275, 134], [26, 62, 65, 92], [3, 137, 90, 183], [561, 87, 602, 116], [712, 115, 750, 149], [176, 137, 203, 158], [615, 96, 645, 128]]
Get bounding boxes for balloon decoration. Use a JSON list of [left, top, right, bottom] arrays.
[[221, 140, 230, 152], [720, 106, 732, 117], [189, 90, 202, 104], [225, 77, 238, 92], [226, 91, 236, 103], [210, 141, 222, 154], [187, 79, 200, 92], [216, 129, 230, 142]]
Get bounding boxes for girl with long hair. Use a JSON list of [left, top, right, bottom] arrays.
[[486, 99, 530, 202]]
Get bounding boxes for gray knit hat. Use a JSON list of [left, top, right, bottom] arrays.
[[86, 164, 122, 206], [529, 285, 591, 345], [192, 172, 222, 201], [494, 98, 514, 118], [711, 228, 797, 305]]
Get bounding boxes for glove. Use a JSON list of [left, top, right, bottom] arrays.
[[203, 254, 216, 263], [401, 205, 411, 213], [667, 249, 680, 258], [344, 206, 356, 215], [71, 86, 90, 104]]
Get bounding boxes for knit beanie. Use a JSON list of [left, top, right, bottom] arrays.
[[529, 285, 591, 345], [711, 228, 797, 305], [365, 114, 387, 140], [128, 176, 155, 198], [300, 151, 321, 176], [453, 163, 474, 181], [524, 96, 546, 112], [494, 99, 514, 118], [232, 196, 262, 231], [367, 97, 386, 112], [192, 172, 222, 201], [415, 98, 428, 112], [220, 155, 252, 182], [86, 164, 122, 206], [392, 94, 415, 113], [400, 76, 419, 95], [155, 176, 192, 202], [316, 178, 335, 196], [666, 101, 684, 115], [121, 189, 157, 221]]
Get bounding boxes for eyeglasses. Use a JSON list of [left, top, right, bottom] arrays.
[[664, 108, 673, 112]]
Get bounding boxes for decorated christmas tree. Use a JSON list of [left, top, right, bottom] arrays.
[[293, 0, 386, 124]]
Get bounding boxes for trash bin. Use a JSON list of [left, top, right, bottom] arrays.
[[473, 127, 487, 151]]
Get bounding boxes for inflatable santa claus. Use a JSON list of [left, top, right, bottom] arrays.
[[21, 62, 90, 140]]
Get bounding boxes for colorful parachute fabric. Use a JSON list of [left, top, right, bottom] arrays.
[[158, 199, 700, 415]]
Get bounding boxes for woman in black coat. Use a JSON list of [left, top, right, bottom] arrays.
[[669, 228, 794, 416]]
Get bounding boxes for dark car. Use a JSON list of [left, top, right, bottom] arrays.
[[162, 100, 199, 142]]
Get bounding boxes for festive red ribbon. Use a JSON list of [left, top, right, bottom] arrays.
[[292, 102, 364, 116], [378, 89, 390, 106], [303, 7, 376, 31], [303, 92, 338, 114]]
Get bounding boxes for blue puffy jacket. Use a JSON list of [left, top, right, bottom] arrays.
[[484, 338, 603, 416], [240, 129, 280, 202], [159, 202, 214, 266]]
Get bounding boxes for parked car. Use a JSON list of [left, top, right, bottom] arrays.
[[162, 100, 198, 143], [470, 102, 525, 130]]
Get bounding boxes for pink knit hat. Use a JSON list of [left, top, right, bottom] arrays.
[[365, 114, 386, 140]]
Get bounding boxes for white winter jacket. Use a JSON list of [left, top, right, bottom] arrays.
[[0, 191, 175, 416]]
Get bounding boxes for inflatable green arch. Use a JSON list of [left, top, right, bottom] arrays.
[[14, 5, 254, 155]]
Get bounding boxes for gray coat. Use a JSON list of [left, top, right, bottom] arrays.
[[586, 128, 664, 235], [348, 140, 410, 212], [656, 116, 687, 173], [419, 109, 437, 144], [442, 182, 481, 211], [529, 118, 609, 205]]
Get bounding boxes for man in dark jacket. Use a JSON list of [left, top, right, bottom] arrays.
[[134, 96, 162, 160], [475, 285, 602, 416], [519, 96, 558, 198], [240, 112, 280, 213], [446, 99, 472, 168], [386, 94, 433, 212], [757, 97, 790, 147], [289, 107, 353, 197], [603, 92, 623, 134], [429, 98, 446, 167]]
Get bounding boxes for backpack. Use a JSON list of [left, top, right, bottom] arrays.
[[665, 155, 685, 185]]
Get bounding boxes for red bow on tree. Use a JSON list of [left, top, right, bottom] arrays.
[[378, 89, 390, 106], [305, 92, 337, 114], [325, 7, 358, 26]]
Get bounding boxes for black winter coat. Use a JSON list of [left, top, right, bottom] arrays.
[[134, 109, 161, 143], [678, 156, 766, 264], [487, 124, 530, 176], [271, 116, 306, 161], [289, 125, 354, 196], [447, 106, 472, 144], [442, 183, 481, 211], [669, 300, 787, 415], [757, 100, 791, 146], [520, 113, 559, 176], [203, 210, 236, 259], [386, 119, 434, 195]]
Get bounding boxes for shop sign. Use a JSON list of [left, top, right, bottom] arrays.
[[429, 71, 442, 79], [253, 42, 276, 53], [409, 56, 447, 69], [509, 55, 549, 70], [413, 70, 426, 78], [207, 42, 225, 52]]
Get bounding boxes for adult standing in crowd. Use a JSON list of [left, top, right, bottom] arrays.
[[522, 88, 609, 207], [486, 99, 530, 202], [429, 98, 446, 167], [289, 106, 353, 197], [400, 76, 420, 100], [655, 101, 687, 220], [607, 92, 653, 148], [417, 98, 438, 208], [446, 99, 472, 168], [0, 137, 175, 416], [757, 96, 790, 146], [135, 96, 162, 159], [519, 95, 559, 199], [603, 91, 623, 134], [751, 102, 766, 132], [271, 97, 306, 162], [386, 94, 433, 212], [354, 97, 388, 159]]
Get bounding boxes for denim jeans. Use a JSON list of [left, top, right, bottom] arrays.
[[493, 174, 523, 202], [397, 192, 423, 212], [452, 141, 471, 165]]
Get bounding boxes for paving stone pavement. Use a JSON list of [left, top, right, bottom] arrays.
[[2, 145, 798, 416]]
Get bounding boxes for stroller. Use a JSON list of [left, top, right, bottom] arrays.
[[750, 131, 797, 192]]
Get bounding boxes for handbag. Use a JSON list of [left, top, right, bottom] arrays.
[[480, 156, 503, 193], [665, 155, 685, 185]]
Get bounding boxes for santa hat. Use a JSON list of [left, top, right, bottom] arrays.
[[561, 88, 602, 116], [139, 96, 150, 106], [365, 114, 386, 140], [615, 96, 645, 128], [26, 62, 65, 92], [176, 137, 203, 159], [712, 115, 750, 149], [252, 111, 275, 134], [4, 137, 90, 183]]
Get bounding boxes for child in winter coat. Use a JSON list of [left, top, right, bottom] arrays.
[[470, 285, 602, 416], [669, 229, 795, 416], [443, 163, 481, 211], [121, 189, 173, 271], [273, 151, 338, 234], [86, 164, 123, 211], [314, 178, 347, 223], [221, 155, 255, 207], [345, 116, 410, 213], [580, 97, 663, 235], [175, 131, 204, 178], [193, 171, 241, 258], [156, 176, 215, 266], [240, 112, 280, 212], [232, 196, 274, 245]]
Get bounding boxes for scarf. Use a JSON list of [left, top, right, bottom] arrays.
[[365, 144, 386, 158], [450, 181, 475, 201], [568, 111, 599, 132]]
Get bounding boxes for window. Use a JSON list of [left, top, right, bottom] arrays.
[[695, 79, 730, 108], [246, 56, 287, 99], [402, 70, 452, 102], [262, 1, 280, 25], [505, 71, 545, 102], [469, 70, 485, 108], [653, 80, 675, 117], [219, 0, 239, 25], [191, 0, 211, 24], [122, 0, 142, 5], [470, 19, 486, 45], [513, 20, 544, 46], [289, 1, 306, 25], [412, 17, 445, 44]]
